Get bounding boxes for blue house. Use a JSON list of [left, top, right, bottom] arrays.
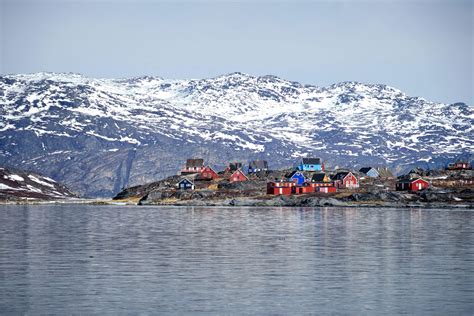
[[359, 167, 379, 178], [297, 158, 323, 172], [285, 170, 306, 185], [177, 178, 195, 190]]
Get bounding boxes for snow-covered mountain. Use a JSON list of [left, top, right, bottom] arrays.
[[0, 72, 472, 197], [0, 167, 76, 200]]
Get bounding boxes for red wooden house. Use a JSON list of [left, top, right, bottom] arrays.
[[199, 166, 219, 180], [267, 181, 295, 195], [332, 171, 359, 189], [181, 158, 204, 174], [396, 178, 430, 191], [446, 161, 471, 170], [229, 169, 248, 183]]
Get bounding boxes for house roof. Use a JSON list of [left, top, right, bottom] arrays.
[[408, 167, 425, 176], [302, 158, 321, 165], [285, 170, 304, 178], [177, 178, 194, 185], [230, 169, 249, 180], [311, 173, 328, 182], [186, 159, 204, 168], [249, 160, 268, 169], [202, 165, 217, 173], [359, 167, 374, 174]]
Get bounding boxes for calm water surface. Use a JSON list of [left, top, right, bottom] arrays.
[[0, 205, 473, 314]]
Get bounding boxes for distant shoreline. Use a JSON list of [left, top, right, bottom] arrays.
[[1, 197, 472, 209]]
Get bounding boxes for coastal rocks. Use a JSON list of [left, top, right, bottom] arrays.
[[417, 187, 471, 203], [304, 197, 348, 207], [347, 191, 406, 202], [229, 198, 265, 206], [191, 189, 217, 199]]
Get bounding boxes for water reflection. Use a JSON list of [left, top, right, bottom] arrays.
[[0, 205, 473, 314]]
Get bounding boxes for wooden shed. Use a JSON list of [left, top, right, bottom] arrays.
[[396, 178, 430, 191]]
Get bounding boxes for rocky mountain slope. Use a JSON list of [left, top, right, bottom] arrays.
[[0, 72, 472, 197], [0, 167, 76, 200]]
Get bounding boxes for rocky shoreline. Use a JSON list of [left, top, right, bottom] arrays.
[[134, 188, 473, 209], [1, 196, 472, 209]]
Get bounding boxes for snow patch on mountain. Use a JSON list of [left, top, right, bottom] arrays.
[[0, 167, 76, 200]]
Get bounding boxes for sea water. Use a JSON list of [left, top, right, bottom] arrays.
[[0, 205, 473, 314]]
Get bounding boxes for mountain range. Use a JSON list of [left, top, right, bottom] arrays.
[[0, 72, 472, 197]]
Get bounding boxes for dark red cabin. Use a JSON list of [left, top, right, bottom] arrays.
[[396, 178, 430, 191]]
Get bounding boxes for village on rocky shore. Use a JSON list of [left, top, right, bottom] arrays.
[[113, 158, 474, 208]]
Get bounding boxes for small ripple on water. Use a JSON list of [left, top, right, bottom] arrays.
[[0, 205, 473, 314]]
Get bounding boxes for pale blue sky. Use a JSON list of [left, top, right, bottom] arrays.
[[1, 0, 472, 103]]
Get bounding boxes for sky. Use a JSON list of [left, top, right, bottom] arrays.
[[1, 0, 472, 103]]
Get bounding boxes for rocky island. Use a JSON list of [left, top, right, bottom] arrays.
[[113, 164, 474, 209]]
